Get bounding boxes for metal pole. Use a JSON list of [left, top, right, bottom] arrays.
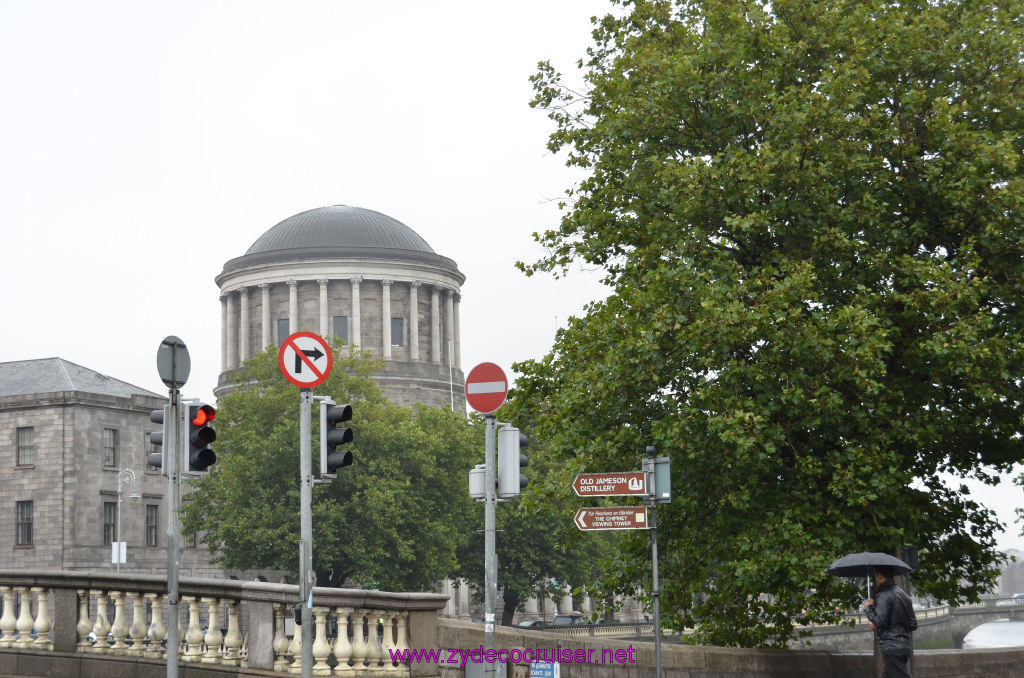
[[300, 388, 314, 678], [483, 414, 497, 678], [646, 447, 662, 678], [166, 387, 180, 678], [116, 475, 123, 574]]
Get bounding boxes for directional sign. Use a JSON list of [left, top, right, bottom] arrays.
[[574, 506, 649, 531], [573, 471, 647, 497], [278, 332, 333, 388], [465, 362, 508, 413]]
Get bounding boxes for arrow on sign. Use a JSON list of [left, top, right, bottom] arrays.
[[295, 347, 325, 373], [574, 506, 649, 531]]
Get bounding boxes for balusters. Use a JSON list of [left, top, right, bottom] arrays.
[[13, 587, 33, 648], [202, 597, 223, 663], [32, 587, 52, 650], [145, 593, 166, 658], [394, 612, 410, 677], [287, 614, 302, 674], [127, 592, 146, 656], [273, 603, 291, 672], [349, 609, 369, 674], [366, 610, 384, 676], [312, 606, 332, 676], [109, 591, 128, 653], [76, 590, 93, 650], [90, 589, 111, 654], [333, 607, 354, 677], [223, 599, 243, 665], [0, 587, 15, 648], [182, 596, 204, 662], [381, 611, 398, 673]]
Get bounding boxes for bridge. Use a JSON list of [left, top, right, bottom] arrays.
[[797, 597, 1024, 651], [2, 570, 1023, 678]]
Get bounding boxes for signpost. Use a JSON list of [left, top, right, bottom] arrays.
[[465, 362, 508, 414], [572, 471, 647, 496], [279, 332, 333, 678], [574, 506, 649, 531]]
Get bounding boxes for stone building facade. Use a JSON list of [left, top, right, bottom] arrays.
[[215, 205, 467, 410], [0, 358, 217, 576]]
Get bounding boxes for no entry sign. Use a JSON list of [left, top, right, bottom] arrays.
[[279, 332, 333, 388], [465, 362, 508, 413]]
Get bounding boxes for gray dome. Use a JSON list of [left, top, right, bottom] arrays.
[[245, 205, 435, 255], [220, 204, 463, 278]]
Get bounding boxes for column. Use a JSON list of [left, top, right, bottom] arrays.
[[382, 279, 392, 359], [431, 287, 441, 364], [318, 279, 330, 338], [260, 284, 271, 349], [350, 277, 362, 348], [226, 292, 237, 370], [409, 282, 420, 361], [288, 280, 298, 337], [220, 295, 228, 372], [453, 291, 461, 369], [445, 289, 455, 366], [238, 286, 249, 363]]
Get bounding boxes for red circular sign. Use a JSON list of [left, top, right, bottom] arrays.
[[278, 332, 333, 388], [465, 362, 508, 413]]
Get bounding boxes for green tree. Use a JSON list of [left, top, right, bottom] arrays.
[[181, 343, 481, 591], [522, 0, 1024, 646]]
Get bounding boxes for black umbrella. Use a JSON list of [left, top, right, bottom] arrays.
[[827, 552, 914, 597]]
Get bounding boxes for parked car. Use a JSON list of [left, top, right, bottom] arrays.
[[514, 619, 547, 629], [552, 612, 584, 626]]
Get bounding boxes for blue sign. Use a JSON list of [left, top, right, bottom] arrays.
[[530, 661, 560, 678]]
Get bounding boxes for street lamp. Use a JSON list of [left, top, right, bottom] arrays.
[[116, 468, 140, 573]]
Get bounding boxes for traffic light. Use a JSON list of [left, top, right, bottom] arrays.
[[497, 425, 529, 499], [468, 464, 485, 501], [148, 405, 169, 471], [187, 404, 217, 472], [320, 401, 353, 475]]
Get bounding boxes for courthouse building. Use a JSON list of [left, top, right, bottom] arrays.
[[215, 204, 467, 411]]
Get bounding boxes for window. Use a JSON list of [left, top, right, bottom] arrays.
[[16, 501, 33, 545], [332, 315, 348, 343], [103, 501, 117, 545], [146, 505, 158, 547], [391, 318, 404, 347], [277, 318, 290, 344], [16, 427, 35, 466], [103, 428, 119, 467]]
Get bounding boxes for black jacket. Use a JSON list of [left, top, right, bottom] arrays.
[[865, 579, 918, 652]]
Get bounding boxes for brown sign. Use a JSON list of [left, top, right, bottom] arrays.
[[574, 507, 649, 531], [572, 471, 647, 497]]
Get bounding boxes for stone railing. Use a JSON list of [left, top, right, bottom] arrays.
[[540, 622, 658, 639], [0, 570, 446, 677]]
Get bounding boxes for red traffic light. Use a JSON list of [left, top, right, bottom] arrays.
[[191, 404, 216, 426]]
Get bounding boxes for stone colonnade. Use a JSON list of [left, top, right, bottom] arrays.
[[220, 278, 461, 372]]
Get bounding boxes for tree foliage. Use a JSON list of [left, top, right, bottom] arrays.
[[181, 343, 481, 591], [522, 0, 1024, 646]]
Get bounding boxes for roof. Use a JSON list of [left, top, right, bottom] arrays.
[[245, 205, 435, 256], [218, 205, 464, 282], [0, 358, 163, 400]]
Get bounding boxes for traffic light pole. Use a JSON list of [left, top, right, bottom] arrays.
[[166, 387, 180, 678], [299, 388, 314, 678], [645, 447, 662, 678], [483, 414, 497, 678]]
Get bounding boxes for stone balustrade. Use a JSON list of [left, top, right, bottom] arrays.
[[0, 570, 446, 677]]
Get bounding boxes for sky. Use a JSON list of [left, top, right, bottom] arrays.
[[2, 1, 1022, 554]]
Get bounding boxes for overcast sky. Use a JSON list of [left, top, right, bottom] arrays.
[[2, 1, 1022, 554]]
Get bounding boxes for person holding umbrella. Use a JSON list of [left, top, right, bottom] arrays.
[[863, 564, 918, 677]]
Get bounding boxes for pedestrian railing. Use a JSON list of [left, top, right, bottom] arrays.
[[0, 569, 447, 675]]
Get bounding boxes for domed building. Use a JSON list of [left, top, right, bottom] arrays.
[[215, 205, 466, 411]]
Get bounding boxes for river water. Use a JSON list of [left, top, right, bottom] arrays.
[[961, 619, 1024, 649]]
